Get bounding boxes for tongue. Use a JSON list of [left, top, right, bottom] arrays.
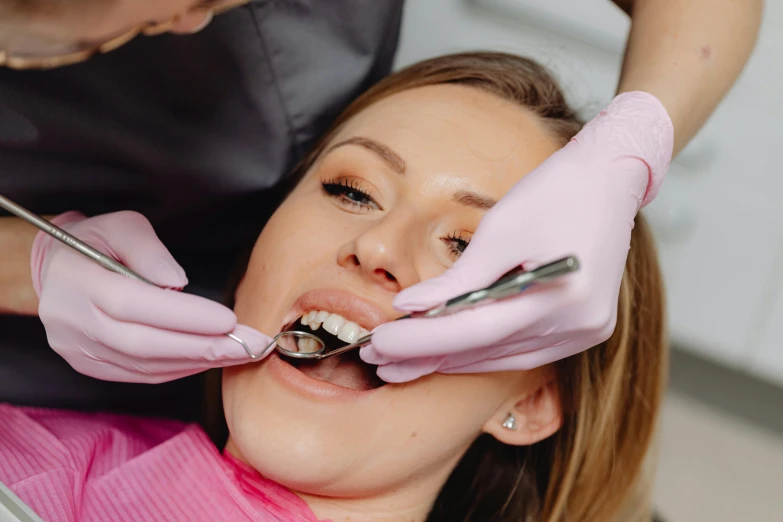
[[295, 356, 381, 391]]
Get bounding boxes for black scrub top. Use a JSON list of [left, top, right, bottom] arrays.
[[0, 0, 404, 421]]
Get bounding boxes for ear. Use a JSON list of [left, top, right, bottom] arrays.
[[483, 378, 563, 446]]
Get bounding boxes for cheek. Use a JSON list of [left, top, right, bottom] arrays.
[[233, 195, 337, 330], [381, 375, 510, 447], [221, 371, 513, 498], [340, 377, 513, 490]]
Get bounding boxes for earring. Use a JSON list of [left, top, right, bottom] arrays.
[[501, 413, 517, 430]]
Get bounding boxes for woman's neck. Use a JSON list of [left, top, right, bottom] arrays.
[[295, 482, 439, 522], [224, 439, 450, 522]]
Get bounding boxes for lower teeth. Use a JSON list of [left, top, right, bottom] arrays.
[[296, 337, 321, 353]]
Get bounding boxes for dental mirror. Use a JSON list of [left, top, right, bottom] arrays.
[[272, 331, 326, 358], [269, 330, 372, 361]]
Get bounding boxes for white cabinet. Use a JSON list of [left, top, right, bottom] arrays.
[[397, 0, 783, 386]]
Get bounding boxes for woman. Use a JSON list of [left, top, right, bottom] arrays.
[[0, 52, 667, 522]]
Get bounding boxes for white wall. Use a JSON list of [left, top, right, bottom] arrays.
[[396, 0, 783, 385]]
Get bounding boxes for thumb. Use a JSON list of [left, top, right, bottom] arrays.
[[96, 211, 188, 289], [375, 356, 447, 383]]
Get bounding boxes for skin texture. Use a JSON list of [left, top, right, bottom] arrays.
[[0, 0, 211, 55], [223, 85, 564, 522], [50, 0, 211, 39], [0, 217, 40, 315], [614, 0, 763, 154]]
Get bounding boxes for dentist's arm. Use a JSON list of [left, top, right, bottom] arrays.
[[614, 0, 763, 154], [0, 217, 40, 315], [363, 0, 762, 382]]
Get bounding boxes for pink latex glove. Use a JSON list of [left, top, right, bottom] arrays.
[[363, 92, 674, 383], [31, 211, 272, 383]]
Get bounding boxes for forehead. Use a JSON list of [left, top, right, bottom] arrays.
[[327, 85, 562, 195]]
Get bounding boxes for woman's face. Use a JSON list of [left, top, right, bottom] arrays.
[[225, 85, 563, 512]]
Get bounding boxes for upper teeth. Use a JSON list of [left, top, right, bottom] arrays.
[[300, 311, 370, 344]]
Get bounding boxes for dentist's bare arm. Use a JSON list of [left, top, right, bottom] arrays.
[[614, 0, 763, 155], [0, 217, 40, 315]]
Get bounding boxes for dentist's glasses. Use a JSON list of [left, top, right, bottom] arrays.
[[251, 256, 581, 362]]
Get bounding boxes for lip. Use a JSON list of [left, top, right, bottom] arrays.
[[279, 288, 393, 332], [266, 353, 381, 401]]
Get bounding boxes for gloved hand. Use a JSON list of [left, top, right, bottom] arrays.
[[363, 92, 674, 383], [31, 211, 272, 383]]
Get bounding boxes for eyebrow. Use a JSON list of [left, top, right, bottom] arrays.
[[326, 136, 497, 210], [452, 190, 497, 210], [327, 137, 406, 175]]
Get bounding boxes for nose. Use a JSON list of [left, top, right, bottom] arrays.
[[337, 219, 418, 292]]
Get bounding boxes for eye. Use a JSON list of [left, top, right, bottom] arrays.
[[442, 231, 471, 261], [321, 177, 380, 211]]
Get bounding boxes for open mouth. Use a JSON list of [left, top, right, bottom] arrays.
[[279, 311, 386, 391]]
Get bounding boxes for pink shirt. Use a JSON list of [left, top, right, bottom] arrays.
[[0, 404, 327, 522]]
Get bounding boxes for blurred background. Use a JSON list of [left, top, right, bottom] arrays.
[[395, 1, 783, 521]]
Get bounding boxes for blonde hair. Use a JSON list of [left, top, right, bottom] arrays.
[[544, 216, 666, 521], [210, 52, 669, 522]]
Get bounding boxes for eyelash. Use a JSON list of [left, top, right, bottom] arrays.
[[320, 177, 471, 260], [321, 178, 379, 211], [443, 231, 471, 260]]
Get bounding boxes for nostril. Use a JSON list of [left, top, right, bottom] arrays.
[[348, 254, 360, 267], [370, 268, 397, 288]]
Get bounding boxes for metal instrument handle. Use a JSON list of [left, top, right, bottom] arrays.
[[0, 195, 155, 285], [313, 333, 374, 360], [415, 256, 579, 318]]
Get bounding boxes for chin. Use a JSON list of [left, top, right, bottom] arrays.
[[228, 420, 391, 498], [222, 361, 383, 496]]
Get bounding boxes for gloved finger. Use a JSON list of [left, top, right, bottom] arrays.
[[373, 276, 598, 360], [409, 332, 565, 372], [369, 302, 535, 360], [361, 342, 453, 368], [359, 345, 395, 366], [435, 321, 612, 373], [74, 261, 238, 334], [375, 356, 447, 383], [392, 255, 507, 312], [80, 349, 245, 379], [90, 211, 188, 288], [69, 356, 201, 384], [101, 324, 274, 378], [89, 314, 272, 364], [437, 338, 587, 374], [404, 342, 519, 372]]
